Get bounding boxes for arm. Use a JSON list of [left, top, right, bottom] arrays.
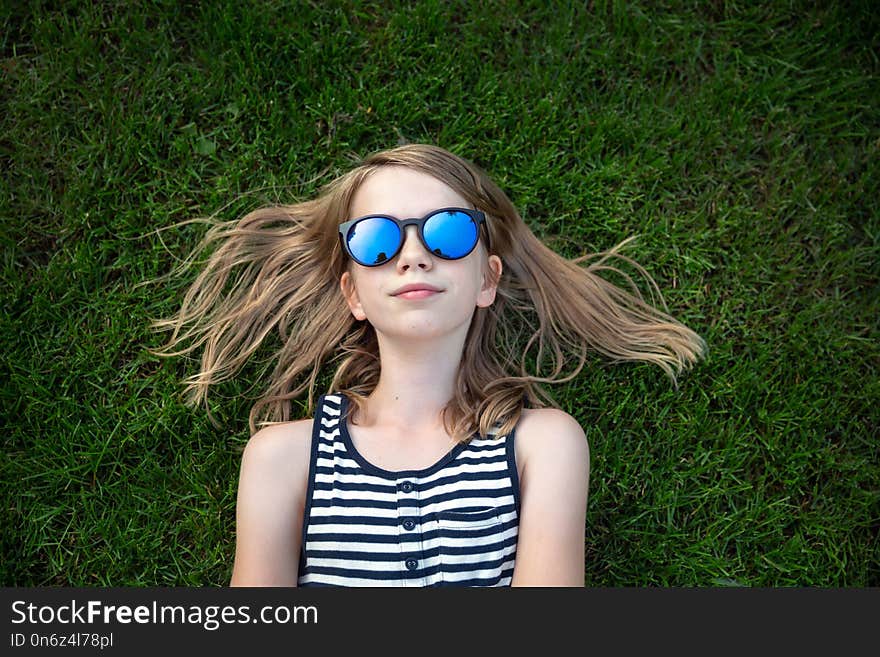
[[229, 420, 312, 587], [511, 408, 590, 587]]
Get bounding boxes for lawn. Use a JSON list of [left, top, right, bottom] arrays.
[[1, 0, 877, 586]]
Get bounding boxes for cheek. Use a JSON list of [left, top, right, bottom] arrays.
[[465, 258, 487, 294], [444, 267, 484, 310], [353, 271, 385, 308]]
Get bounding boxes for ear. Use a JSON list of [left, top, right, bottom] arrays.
[[340, 271, 367, 321], [476, 254, 502, 308]]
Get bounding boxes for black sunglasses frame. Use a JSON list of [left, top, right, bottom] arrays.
[[338, 206, 489, 267]]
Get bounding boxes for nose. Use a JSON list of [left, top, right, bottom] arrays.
[[396, 225, 432, 270]]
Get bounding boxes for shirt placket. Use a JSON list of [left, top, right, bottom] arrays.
[[395, 478, 425, 587]]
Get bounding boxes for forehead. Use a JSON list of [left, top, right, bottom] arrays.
[[349, 166, 469, 219]]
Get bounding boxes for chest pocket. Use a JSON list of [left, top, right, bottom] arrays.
[[437, 507, 503, 529], [436, 508, 514, 586]]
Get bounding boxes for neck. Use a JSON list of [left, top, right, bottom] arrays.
[[357, 326, 468, 434]]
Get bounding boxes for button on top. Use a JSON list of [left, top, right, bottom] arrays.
[[405, 559, 418, 571], [402, 519, 416, 531], [400, 481, 414, 493]]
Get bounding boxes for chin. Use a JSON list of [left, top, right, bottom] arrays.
[[376, 321, 455, 341]]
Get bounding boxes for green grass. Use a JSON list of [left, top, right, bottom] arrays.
[[2, 0, 877, 586]]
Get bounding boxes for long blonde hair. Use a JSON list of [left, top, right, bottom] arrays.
[[149, 143, 707, 440]]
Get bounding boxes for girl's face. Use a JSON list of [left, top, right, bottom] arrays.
[[339, 166, 502, 341]]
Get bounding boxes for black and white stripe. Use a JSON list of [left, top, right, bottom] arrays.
[[297, 393, 520, 587]]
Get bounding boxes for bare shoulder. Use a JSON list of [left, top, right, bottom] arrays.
[[514, 407, 590, 478], [236, 416, 315, 520], [243, 418, 314, 473], [229, 417, 314, 587], [510, 407, 590, 586]]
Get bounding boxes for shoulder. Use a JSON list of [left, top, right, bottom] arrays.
[[509, 407, 590, 586], [230, 418, 314, 587], [514, 407, 590, 482], [241, 418, 314, 479], [236, 418, 315, 510], [515, 407, 589, 455]]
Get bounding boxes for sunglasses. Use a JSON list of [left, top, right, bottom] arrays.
[[338, 207, 489, 267]]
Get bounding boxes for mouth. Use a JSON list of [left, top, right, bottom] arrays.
[[393, 289, 442, 300]]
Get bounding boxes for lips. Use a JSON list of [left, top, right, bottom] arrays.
[[391, 282, 443, 296], [395, 289, 440, 300]]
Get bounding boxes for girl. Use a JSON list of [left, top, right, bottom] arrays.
[[151, 144, 707, 587]]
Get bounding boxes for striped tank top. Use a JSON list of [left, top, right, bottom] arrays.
[[297, 393, 521, 587]]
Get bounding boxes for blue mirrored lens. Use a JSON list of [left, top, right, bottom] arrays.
[[424, 211, 478, 258], [347, 217, 401, 265]]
